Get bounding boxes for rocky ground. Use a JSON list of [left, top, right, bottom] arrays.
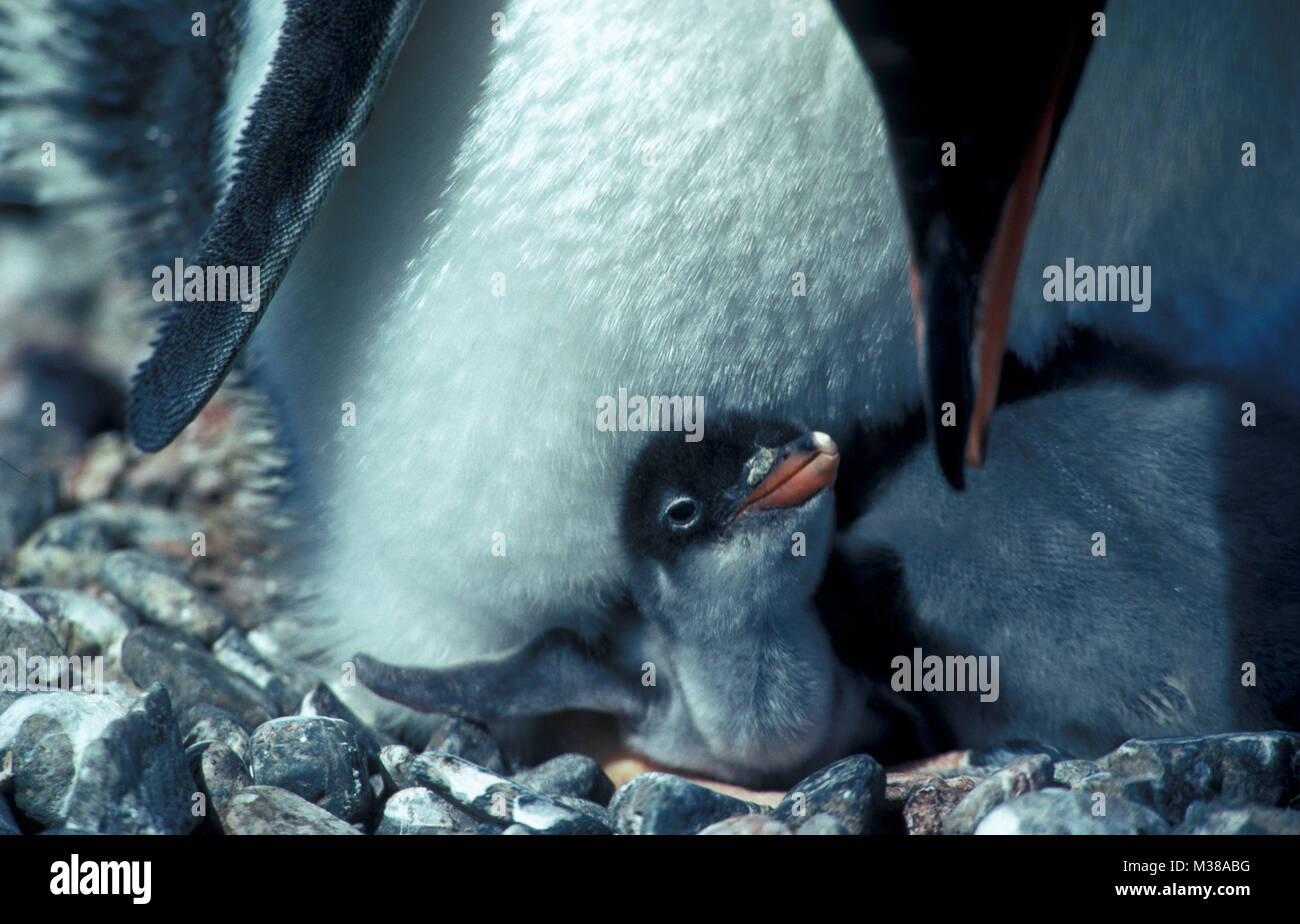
[[0, 330, 1297, 836], [3, 428, 1300, 835]]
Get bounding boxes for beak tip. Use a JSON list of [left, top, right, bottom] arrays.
[[934, 430, 967, 491], [809, 431, 836, 453]]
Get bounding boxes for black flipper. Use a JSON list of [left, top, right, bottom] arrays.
[[355, 630, 651, 724], [127, 0, 425, 451]]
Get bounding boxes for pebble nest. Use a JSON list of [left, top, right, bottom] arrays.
[[2, 423, 1299, 836]]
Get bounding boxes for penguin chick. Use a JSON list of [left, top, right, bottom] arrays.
[[359, 415, 901, 788]]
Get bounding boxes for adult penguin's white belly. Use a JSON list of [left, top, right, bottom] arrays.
[[251, 0, 917, 674], [248, 0, 1300, 686]]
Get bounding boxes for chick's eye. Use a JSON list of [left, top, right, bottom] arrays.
[[663, 497, 700, 530]]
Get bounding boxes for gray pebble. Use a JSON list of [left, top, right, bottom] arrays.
[[12, 503, 201, 587], [611, 772, 761, 836], [219, 785, 361, 835], [514, 753, 615, 806], [1177, 800, 1300, 835], [195, 740, 252, 816], [101, 550, 231, 645], [380, 744, 416, 787], [553, 793, 612, 828], [425, 714, 506, 774], [698, 814, 792, 835], [0, 590, 66, 689], [213, 629, 295, 715], [404, 752, 609, 834], [1052, 758, 1102, 788], [0, 794, 19, 835], [15, 588, 136, 657], [249, 716, 371, 824], [121, 625, 276, 728], [1071, 771, 1159, 808], [975, 789, 1170, 834], [944, 754, 1053, 835], [773, 754, 886, 835], [182, 703, 251, 764], [796, 813, 849, 835], [0, 684, 198, 834], [1097, 732, 1300, 825], [299, 683, 393, 769], [375, 787, 458, 835]]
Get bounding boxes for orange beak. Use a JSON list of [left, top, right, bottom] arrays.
[[733, 431, 840, 519]]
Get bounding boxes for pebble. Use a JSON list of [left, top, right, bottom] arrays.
[[773, 754, 886, 835], [194, 740, 252, 817], [249, 716, 371, 824], [796, 813, 849, 835], [181, 703, 251, 764], [904, 775, 981, 835], [0, 794, 19, 835], [219, 785, 361, 835], [0, 684, 197, 834], [101, 550, 231, 645], [120, 625, 276, 728], [375, 787, 458, 835], [0, 590, 66, 689], [213, 629, 295, 715], [944, 754, 1053, 834], [0, 464, 54, 560], [514, 753, 616, 806], [0, 691, 121, 826], [975, 789, 1171, 835], [698, 814, 792, 835], [611, 772, 761, 836], [1176, 800, 1300, 835], [424, 714, 506, 774], [405, 752, 610, 834], [1097, 732, 1300, 825], [886, 769, 985, 811], [298, 683, 393, 770], [1052, 758, 1102, 788], [380, 744, 417, 784], [11, 502, 201, 587], [1070, 771, 1159, 809], [64, 433, 129, 505], [15, 588, 136, 658], [552, 794, 612, 829]]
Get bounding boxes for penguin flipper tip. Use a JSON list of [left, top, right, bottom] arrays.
[[128, 0, 427, 452], [127, 305, 253, 452]]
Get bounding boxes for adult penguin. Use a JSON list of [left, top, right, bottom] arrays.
[[19, 1, 1296, 780], [130, 0, 927, 699], [835, 1, 1300, 485]]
